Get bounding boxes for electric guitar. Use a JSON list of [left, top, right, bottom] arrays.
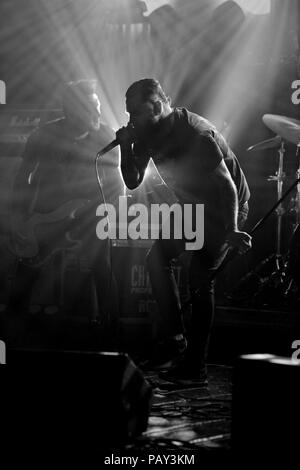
[[10, 198, 91, 267]]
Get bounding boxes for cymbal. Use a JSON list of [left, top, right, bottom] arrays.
[[263, 114, 300, 145], [247, 135, 282, 152]]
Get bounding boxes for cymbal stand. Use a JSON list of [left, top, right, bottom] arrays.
[[287, 144, 300, 234], [283, 143, 300, 299], [267, 140, 286, 270], [295, 144, 300, 227], [213, 175, 300, 280]]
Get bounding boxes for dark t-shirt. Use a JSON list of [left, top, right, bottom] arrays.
[[21, 117, 120, 213], [134, 108, 250, 232]]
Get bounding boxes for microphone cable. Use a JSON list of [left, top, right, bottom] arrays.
[[94, 151, 116, 329], [94, 123, 136, 328]]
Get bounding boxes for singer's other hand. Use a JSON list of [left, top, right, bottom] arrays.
[[116, 124, 135, 148], [225, 230, 252, 255]]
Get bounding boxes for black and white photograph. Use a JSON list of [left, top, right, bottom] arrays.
[[0, 0, 300, 463]]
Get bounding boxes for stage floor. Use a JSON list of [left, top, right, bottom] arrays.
[[101, 364, 232, 462]]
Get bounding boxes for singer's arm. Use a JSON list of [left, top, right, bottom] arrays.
[[120, 143, 151, 189], [116, 124, 151, 189]]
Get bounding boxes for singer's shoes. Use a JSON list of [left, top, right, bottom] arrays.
[[139, 336, 187, 370], [159, 360, 208, 385]]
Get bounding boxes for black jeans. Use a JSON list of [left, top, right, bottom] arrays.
[[147, 201, 249, 368]]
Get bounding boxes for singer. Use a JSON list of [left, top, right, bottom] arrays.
[[10, 79, 120, 344], [117, 78, 252, 384]]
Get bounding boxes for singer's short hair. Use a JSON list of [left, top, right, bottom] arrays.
[[126, 78, 168, 104], [62, 79, 98, 115]]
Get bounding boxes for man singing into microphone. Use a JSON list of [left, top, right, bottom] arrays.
[[117, 78, 251, 384], [11, 79, 121, 346]]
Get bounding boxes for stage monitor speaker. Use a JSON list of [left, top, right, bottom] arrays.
[[2, 349, 152, 445], [232, 354, 300, 457]]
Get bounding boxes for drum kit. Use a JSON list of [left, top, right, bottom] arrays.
[[232, 114, 300, 309]]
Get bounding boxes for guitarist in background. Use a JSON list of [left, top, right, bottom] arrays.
[[10, 79, 121, 346]]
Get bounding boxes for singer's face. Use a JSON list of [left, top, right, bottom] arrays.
[[126, 95, 159, 139]]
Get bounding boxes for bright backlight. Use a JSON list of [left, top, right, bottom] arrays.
[[235, 0, 271, 15]]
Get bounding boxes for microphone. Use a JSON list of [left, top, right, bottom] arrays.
[[96, 139, 119, 158], [96, 123, 135, 159]]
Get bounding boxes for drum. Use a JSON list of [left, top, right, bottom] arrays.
[[289, 224, 300, 286]]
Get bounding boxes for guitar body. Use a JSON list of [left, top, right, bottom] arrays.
[[12, 199, 90, 265]]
